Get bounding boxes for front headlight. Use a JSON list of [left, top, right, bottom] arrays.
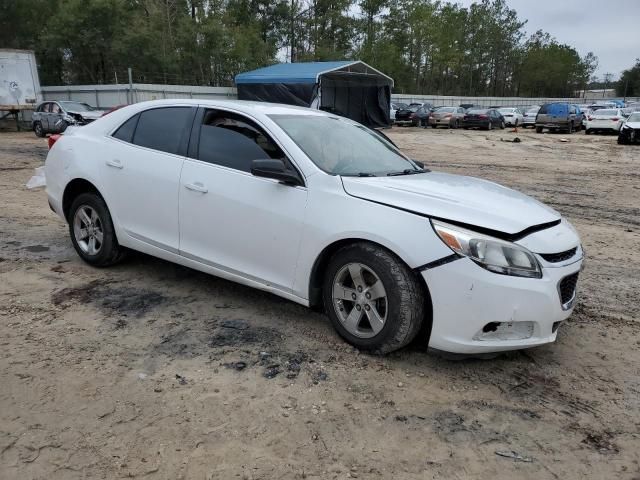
[[431, 220, 542, 278], [62, 113, 77, 123]]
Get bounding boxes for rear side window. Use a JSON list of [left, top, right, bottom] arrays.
[[112, 114, 139, 143], [195, 109, 285, 173], [132, 107, 194, 155]]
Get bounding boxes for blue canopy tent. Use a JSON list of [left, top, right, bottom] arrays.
[[235, 61, 394, 128]]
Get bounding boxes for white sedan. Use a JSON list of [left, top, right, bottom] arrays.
[[498, 107, 524, 127], [45, 100, 584, 354], [585, 108, 625, 134]]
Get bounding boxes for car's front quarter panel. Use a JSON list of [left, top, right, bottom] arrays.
[[292, 174, 454, 300]]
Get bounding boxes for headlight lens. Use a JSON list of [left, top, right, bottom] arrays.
[[432, 220, 542, 278]]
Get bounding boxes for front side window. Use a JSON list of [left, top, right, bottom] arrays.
[[196, 110, 286, 173], [270, 114, 421, 177], [132, 107, 193, 155], [51, 103, 61, 114]]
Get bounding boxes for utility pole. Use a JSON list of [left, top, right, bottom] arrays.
[[128, 67, 133, 104]]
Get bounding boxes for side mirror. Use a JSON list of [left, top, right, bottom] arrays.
[[250, 159, 303, 186]]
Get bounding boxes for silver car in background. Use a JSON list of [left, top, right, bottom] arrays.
[[32, 101, 102, 137], [428, 106, 465, 128], [522, 106, 540, 128]]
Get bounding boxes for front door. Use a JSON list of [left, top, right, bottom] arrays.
[[179, 108, 308, 292]]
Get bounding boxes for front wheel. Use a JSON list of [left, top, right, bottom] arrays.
[[68, 193, 126, 267], [536, 126, 543, 133], [323, 243, 425, 354], [585, 129, 591, 135], [500, 120, 505, 129]]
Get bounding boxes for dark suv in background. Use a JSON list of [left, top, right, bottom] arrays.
[[535, 102, 583, 134]]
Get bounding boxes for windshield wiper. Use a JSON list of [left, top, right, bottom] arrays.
[[356, 172, 377, 177], [386, 169, 427, 176]]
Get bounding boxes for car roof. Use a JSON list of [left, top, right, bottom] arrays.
[[125, 98, 330, 117]]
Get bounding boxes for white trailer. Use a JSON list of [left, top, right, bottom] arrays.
[[0, 49, 41, 130]]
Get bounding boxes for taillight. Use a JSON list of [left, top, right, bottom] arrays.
[[410, 113, 416, 119], [479, 114, 488, 119], [444, 114, 452, 117], [588, 116, 593, 121], [611, 117, 619, 121], [48, 134, 61, 149]]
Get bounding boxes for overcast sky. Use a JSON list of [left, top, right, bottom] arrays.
[[455, 0, 640, 80]]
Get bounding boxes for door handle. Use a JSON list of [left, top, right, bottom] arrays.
[[105, 159, 123, 169], [184, 182, 208, 193]]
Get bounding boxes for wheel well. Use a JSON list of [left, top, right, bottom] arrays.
[[62, 178, 102, 221], [308, 239, 433, 329]]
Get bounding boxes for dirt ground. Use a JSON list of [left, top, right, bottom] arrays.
[[1, 126, 639, 479]]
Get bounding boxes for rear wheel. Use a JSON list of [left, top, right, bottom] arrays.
[[585, 129, 591, 135], [33, 122, 45, 137], [68, 193, 126, 267], [536, 126, 543, 133], [500, 120, 505, 129], [323, 243, 425, 354], [567, 122, 574, 134]]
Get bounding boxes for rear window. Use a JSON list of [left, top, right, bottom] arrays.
[[538, 103, 568, 115], [438, 107, 456, 113], [467, 109, 487, 114], [132, 107, 194, 155], [594, 109, 617, 116]]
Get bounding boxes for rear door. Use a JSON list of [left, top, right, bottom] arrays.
[[179, 107, 307, 292], [102, 106, 196, 252]]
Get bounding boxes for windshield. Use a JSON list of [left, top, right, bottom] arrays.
[[60, 101, 94, 112], [270, 115, 420, 176], [594, 109, 618, 116], [526, 107, 540, 113], [627, 113, 640, 122]]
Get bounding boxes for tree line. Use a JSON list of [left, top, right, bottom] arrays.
[[0, 0, 608, 97]]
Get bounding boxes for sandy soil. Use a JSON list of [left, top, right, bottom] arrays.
[[1, 127, 639, 479]]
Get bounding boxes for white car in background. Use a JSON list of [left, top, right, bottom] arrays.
[[45, 100, 584, 355], [585, 108, 625, 134], [390, 102, 407, 123], [498, 107, 524, 127], [522, 106, 540, 128]]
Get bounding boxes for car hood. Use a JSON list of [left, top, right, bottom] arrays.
[[67, 109, 102, 119], [341, 172, 561, 236], [624, 121, 640, 128]]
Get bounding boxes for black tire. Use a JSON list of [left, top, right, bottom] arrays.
[[33, 122, 45, 138], [463, 126, 469, 130], [536, 126, 543, 133], [322, 242, 425, 354], [68, 192, 126, 267], [500, 120, 505, 129], [487, 121, 493, 130], [567, 122, 574, 134], [618, 136, 626, 145], [585, 129, 591, 135]]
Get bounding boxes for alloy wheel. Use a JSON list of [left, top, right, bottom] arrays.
[[73, 205, 104, 255], [332, 263, 388, 338]]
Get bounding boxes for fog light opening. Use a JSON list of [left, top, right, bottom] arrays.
[[552, 321, 562, 333], [482, 322, 500, 333]]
